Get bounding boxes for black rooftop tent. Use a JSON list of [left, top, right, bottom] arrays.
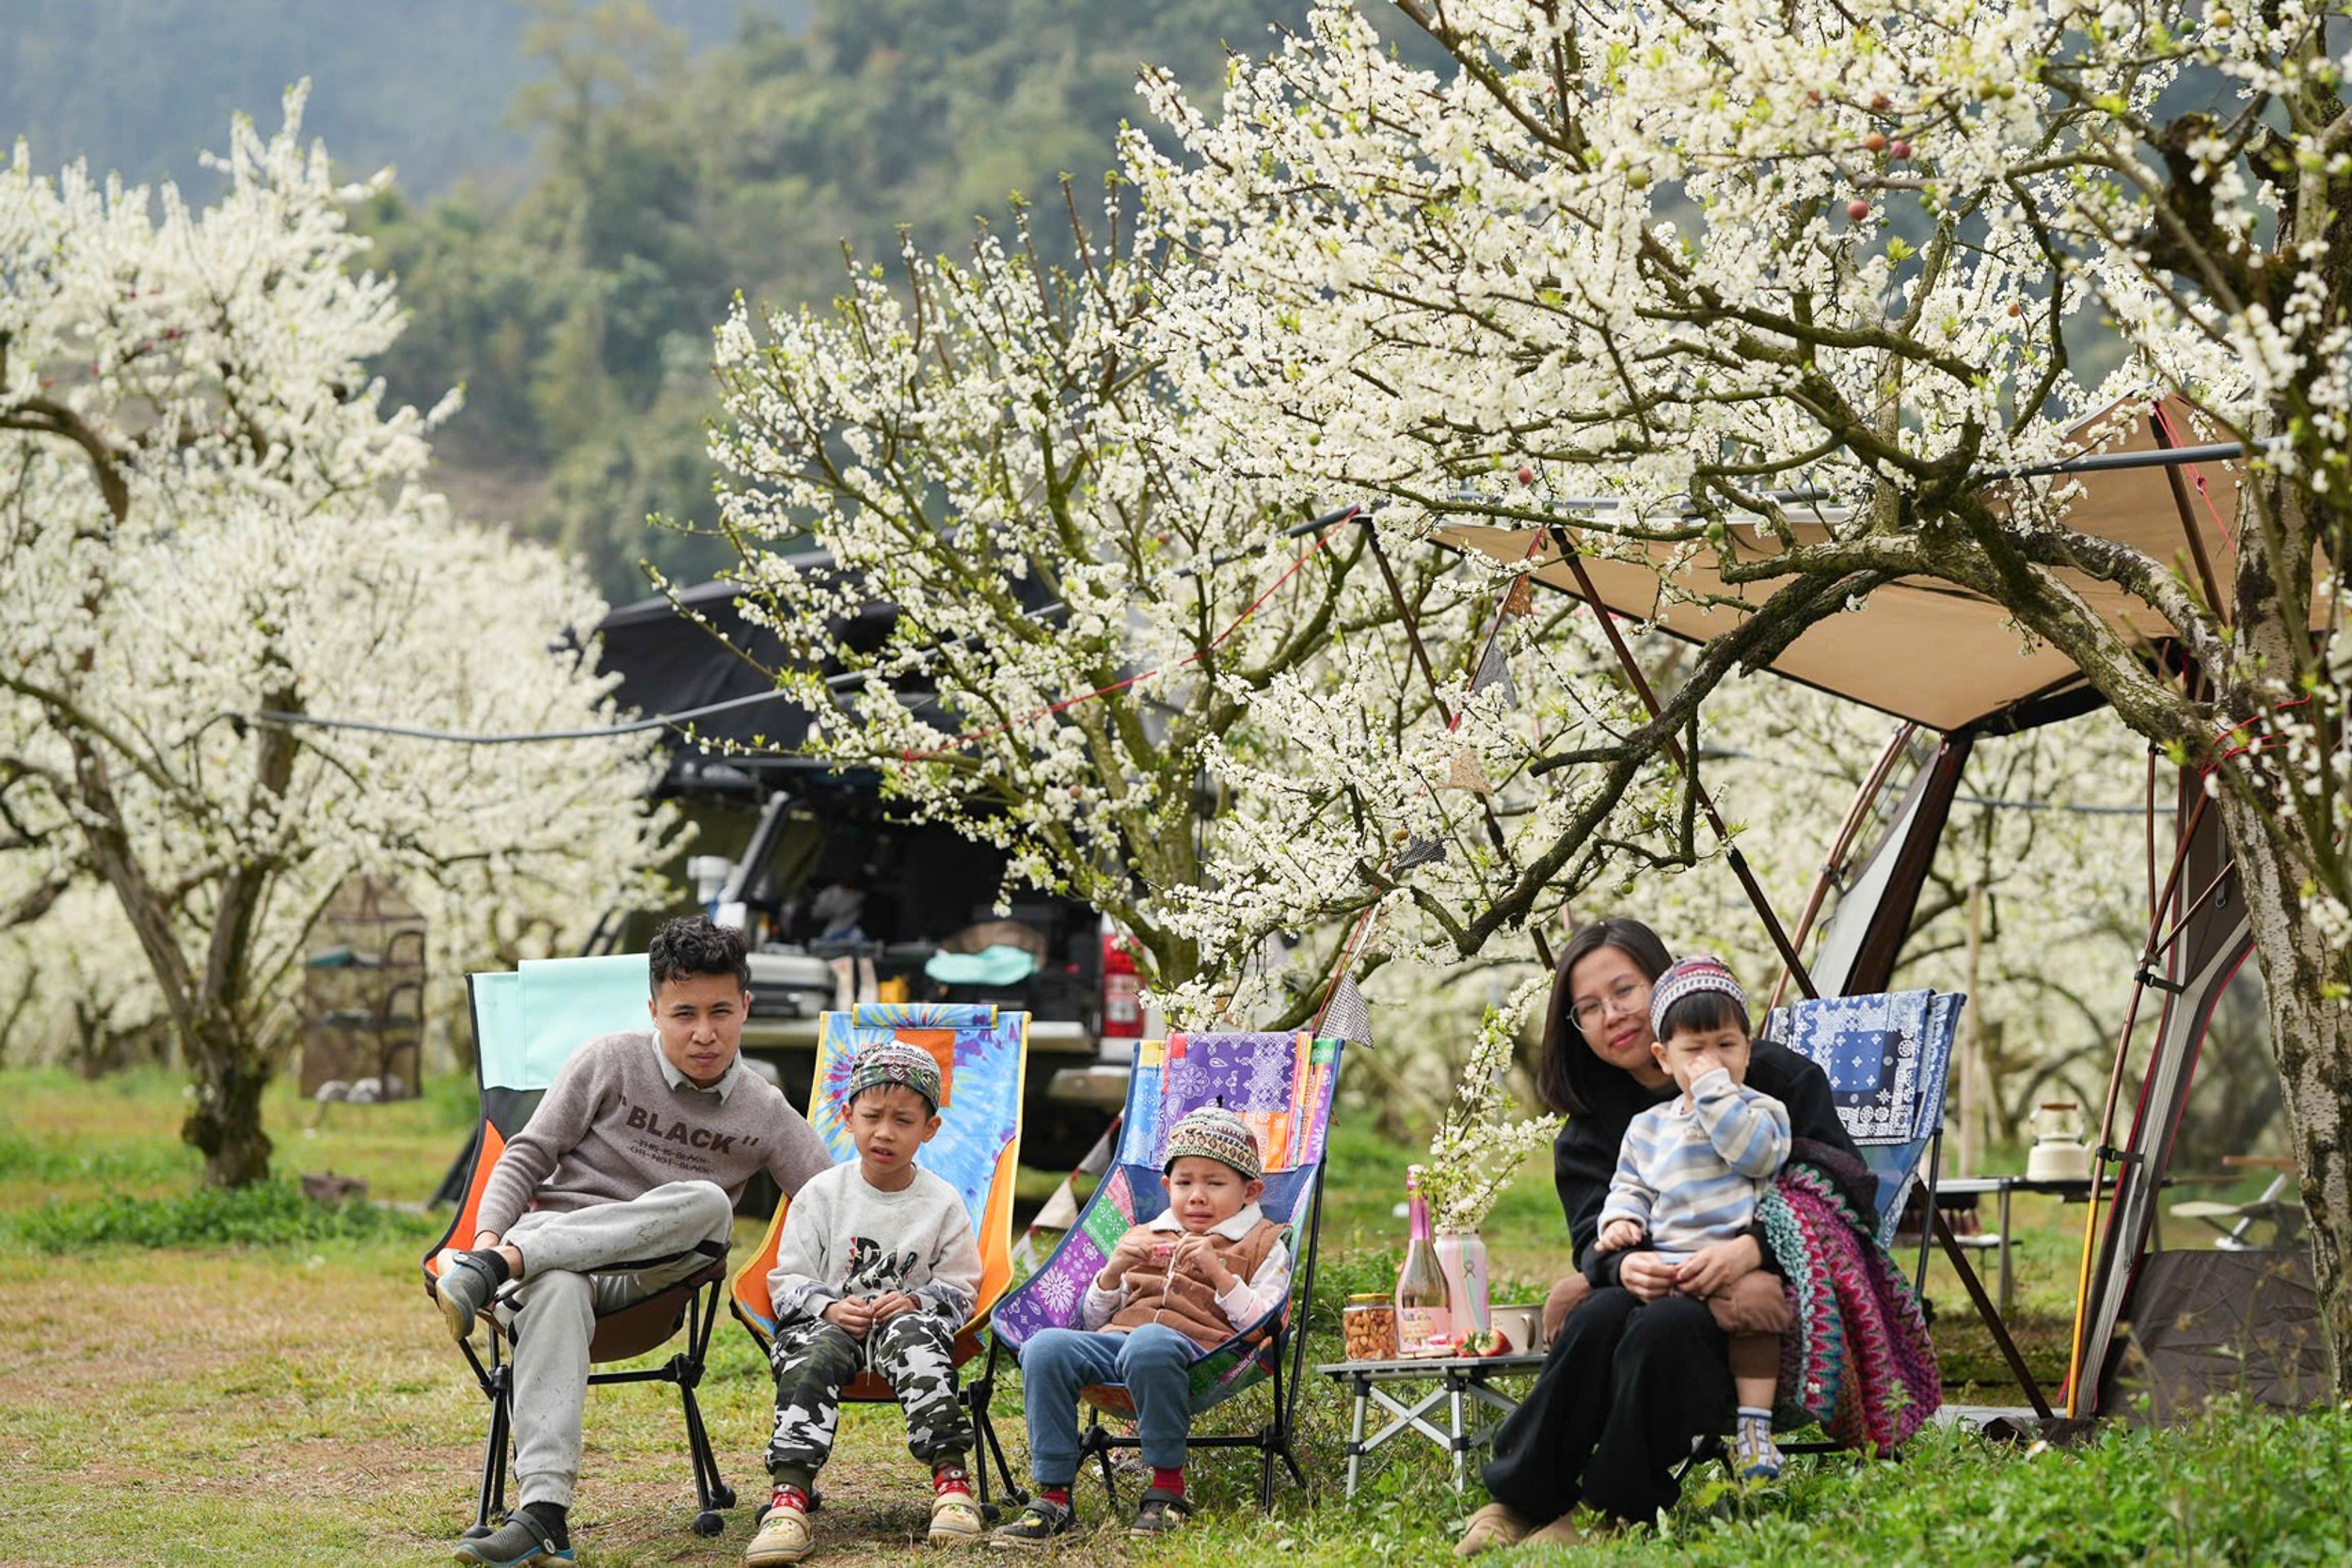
[[591, 566, 902, 796], [1427, 395, 2326, 1423]]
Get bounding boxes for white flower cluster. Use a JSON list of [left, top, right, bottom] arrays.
[[708, 199, 1677, 997], [0, 90, 675, 1089], [1117, 2, 2352, 1163], [1421, 974, 1562, 1234]]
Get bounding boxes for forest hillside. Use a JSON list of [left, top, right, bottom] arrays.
[[6, 0, 1318, 598]]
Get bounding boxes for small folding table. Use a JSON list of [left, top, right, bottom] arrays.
[[1313, 1353, 1548, 1497]]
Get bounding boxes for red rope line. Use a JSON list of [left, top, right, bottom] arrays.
[[2151, 401, 2237, 548], [898, 512, 1355, 761]]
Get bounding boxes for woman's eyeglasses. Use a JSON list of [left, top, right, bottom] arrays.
[[1570, 977, 1649, 1030]]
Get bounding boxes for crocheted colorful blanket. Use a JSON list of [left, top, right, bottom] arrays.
[[1759, 1161, 1942, 1454]]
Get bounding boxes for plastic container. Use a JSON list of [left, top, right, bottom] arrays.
[[1343, 1293, 1398, 1360]]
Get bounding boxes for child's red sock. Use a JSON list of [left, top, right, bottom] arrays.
[[933, 1465, 974, 1499], [1150, 1465, 1185, 1498], [771, 1483, 812, 1513], [1041, 1485, 1072, 1508]]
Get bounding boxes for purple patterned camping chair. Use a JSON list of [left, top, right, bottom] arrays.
[[972, 1031, 1344, 1511]]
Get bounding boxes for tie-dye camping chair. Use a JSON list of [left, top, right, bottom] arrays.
[[975, 1030, 1346, 1510], [422, 954, 738, 1540], [730, 1002, 1029, 1506]]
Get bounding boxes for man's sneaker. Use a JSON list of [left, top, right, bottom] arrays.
[[1127, 1487, 1192, 1539], [928, 1486, 984, 1545], [745, 1493, 814, 1567], [1731, 1419, 1785, 1481], [453, 1513, 573, 1567], [990, 1496, 1075, 1548], [436, 1252, 503, 1341]]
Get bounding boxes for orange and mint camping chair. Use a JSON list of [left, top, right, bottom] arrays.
[[976, 1030, 1345, 1509], [421, 954, 738, 1540], [730, 1002, 1029, 1507]]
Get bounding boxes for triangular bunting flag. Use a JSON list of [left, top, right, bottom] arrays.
[[1315, 971, 1374, 1046], [1393, 836, 1448, 871], [1439, 746, 1496, 794], [1469, 636, 1516, 704]]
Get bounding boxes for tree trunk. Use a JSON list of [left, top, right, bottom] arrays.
[[2217, 785, 2352, 1396], [183, 1020, 275, 1188]]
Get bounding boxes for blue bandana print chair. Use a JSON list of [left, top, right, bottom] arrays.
[[1764, 989, 1967, 1284], [421, 954, 739, 1540], [1744, 989, 1962, 1460], [975, 1030, 1345, 1510], [730, 1003, 1029, 1508]]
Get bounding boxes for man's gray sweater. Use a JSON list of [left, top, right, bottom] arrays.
[[477, 1030, 831, 1237]]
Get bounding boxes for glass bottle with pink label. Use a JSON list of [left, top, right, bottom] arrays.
[[1393, 1164, 1453, 1356]]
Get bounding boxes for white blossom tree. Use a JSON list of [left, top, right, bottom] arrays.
[[0, 90, 675, 1185], [707, 198, 1669, 1007], [1125, 1, 2352, 1383]]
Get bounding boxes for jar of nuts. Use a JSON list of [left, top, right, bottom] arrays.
[[1343, 1293, 1397, 1361]]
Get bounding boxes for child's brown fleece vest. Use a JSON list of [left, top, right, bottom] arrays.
[[1107, 1217, 1287, 1349]]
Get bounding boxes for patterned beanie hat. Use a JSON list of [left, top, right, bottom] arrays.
[[1648, 954, 1747, 1038], [845, 1040, 943, 1112], [1163, 1105, 1263, 1181]]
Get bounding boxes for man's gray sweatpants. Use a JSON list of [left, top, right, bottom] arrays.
[[500, 1180, 735, 1508]]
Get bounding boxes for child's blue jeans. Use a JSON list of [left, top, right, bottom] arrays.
[[1018, 1323, 1198, 1485]]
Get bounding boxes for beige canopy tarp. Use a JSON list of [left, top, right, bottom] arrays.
[[1427, 397, 2280, 733]]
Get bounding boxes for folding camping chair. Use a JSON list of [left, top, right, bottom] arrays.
[[1661, 990, 1968, 1475], [977, 1030, 1345, 1510], [730, 1002, 1029, 1510], [421, 954, 737, 1539], [1765, 989, 1968, 1287]]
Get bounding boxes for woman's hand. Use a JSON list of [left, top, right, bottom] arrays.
[[1671, 1234, 1762, 1299], [1615, 1249, 1681, 1302]]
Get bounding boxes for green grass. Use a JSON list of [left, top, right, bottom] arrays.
[[0, 1066, 2345, 1567], [7, 1177, 440, 1251]]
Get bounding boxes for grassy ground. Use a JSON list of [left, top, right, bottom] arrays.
[[1, 1067, 2344, 1567]]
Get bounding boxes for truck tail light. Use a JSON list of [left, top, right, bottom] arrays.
[[1101, 931, 1142, 1037]]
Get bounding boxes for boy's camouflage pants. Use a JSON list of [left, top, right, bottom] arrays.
[[766, 1309, 972, 1480]]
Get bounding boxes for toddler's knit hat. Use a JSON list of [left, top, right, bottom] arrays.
[[1648, 954, 1747, 1038], [1162, 1104, 1263, 1182], [845, 1040, 943, 1112]]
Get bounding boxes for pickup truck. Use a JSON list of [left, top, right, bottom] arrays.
[[593, 577, 1142, 1171], [713, 792, 1143, 1171]]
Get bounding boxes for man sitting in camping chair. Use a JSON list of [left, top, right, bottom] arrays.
[[434, 917, 833, 1567]]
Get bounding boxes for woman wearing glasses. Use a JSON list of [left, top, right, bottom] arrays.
[[1454, 916, 1861, 1552]]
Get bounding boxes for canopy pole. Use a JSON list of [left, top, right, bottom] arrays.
[[1767, 722, 1918, 1012], [2062, 781, 2213, 1416], [1363, 528, 1556, 972], [1551, 546, 1819, 999], [2147, 400, 2229, 623]]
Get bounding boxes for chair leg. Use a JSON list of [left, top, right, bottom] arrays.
[[1278, 1435, 1308, 1494], [676, 1367, 731, 1533], [967, 1380, 1025, 1514], [472, 1368, 511, 1534], [1080, 1413, 1120, 1510]]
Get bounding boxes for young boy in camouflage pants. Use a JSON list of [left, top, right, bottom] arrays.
[[747, 1042, 984, 1565]]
